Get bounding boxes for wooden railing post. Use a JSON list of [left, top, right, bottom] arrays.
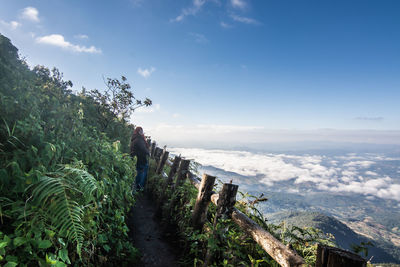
[[204, 183, 239, 267], [214, 183, 238, 223], [192, 174, 216, 230], [154, 147, 163, 165], [150, 142, 156, 158], [167, 156, 181, 185], [316, 244, 366, 267], [156, 147, 169, 174], [174, 159, 190, 188]]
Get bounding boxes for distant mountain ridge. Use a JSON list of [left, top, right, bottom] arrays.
[[267, 211, 399, 263]]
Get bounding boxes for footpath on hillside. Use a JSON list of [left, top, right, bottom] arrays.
[[127, 192, 180, 267]]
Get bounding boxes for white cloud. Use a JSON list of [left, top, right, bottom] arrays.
[[74, 34, 89, 40], [36, 34, 102, 54], [169, 148, 326, 183], [343, 160, 375, 168], [0, 20, 21, 30], [329, 177, 394, 198], [137, 67, 156, 78], [377, 184, 400, 201], [230, 13, 259, 25], [189, 32, 209, 43], [220, 21, 232, 28], [171, 0, 206, 22], [20, 7, 40, 22], [166, 147, 400, 202], [342, 170, 357, 177], [231, 0, 246, 9]]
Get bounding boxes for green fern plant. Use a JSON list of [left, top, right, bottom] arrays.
[[27, 165, 97, 256]]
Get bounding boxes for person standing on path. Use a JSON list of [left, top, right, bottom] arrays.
[[130, 126, 150, 191]]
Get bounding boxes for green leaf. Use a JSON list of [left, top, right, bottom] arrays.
[[46, 253, 57, 265], [31, 145, 38, 154], [55, 262, 67, 267], [58, 248, 70, 264], [4, 262, 18, 267], [103, 244, 111, 252], [57, 238, 65, 246], [0, 242, 8, 249], [3, 235, 11, 244], [13, 237, 26, 247], [45, 229, 55, 238], [98, 233, 107, 243], [38, 240, 52, 249], [5, 256, 18, 262]]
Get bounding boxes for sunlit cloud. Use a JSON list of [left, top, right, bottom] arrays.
[[230, 13, 259, 25], [343, 160, 375, 168], [171, 0, 206, 22], [36, 34, 102, 53], [74, 34, 89, 40], [137, 67, 156, 78], [220, 21, 232, 28], [20, 7, 40, 22], [0, 20, 21, 30], [168, 147, 400, 201], [231, 0, 247, 9]]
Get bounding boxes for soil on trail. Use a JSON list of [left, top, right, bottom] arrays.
[[128, 193, 180, 267]]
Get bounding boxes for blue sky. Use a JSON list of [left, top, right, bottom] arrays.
[[1, 0, 400, 146]]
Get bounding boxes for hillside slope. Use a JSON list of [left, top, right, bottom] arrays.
[[268, 211, 399, 263]]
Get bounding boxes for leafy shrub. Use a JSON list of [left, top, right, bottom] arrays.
[[0, 33, 141, 266]]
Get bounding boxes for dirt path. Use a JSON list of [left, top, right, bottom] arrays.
[[128, 193, 180, 267]]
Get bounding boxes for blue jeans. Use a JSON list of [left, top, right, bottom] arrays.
[[135, 163, 149, 190]]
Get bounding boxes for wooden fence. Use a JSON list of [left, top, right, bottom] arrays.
[[147, 141, 367, 267]]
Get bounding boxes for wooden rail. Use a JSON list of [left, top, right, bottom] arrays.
[[149, 142, 367, 267]]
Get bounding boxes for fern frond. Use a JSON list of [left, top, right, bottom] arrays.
[[27, 166, 97, 257], [63, 166, 97, 199]]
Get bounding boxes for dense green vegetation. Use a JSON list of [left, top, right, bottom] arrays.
[[0, 34, 149, 266], [147, 162, 336, 267]]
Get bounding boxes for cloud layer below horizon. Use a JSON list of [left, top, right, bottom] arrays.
[[169, 147, 400, 202]]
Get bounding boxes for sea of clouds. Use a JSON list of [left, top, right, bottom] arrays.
[[169, 148, 400, 202]]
